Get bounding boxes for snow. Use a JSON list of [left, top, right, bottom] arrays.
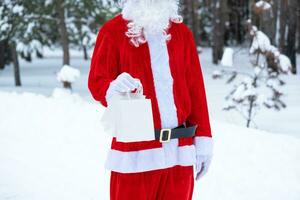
[[197, 46, 203, 53], [45, 0, 53, 6], [232, 84, 246, 101], [255, 0, 272, 10], [56, 65, 81, 83], [254, 66, 262, 75], [250, 30, 271, 54], [266, 78, 282, 93], [42, 46, 93, 58], [256, 93, 267, 105], [249, 27, 292, 73], [0, 21, 10, 32], [200, 121, 300, 200], [232, 83, 256, 102], [0, 91, 299, 200], [12, 5, 24, 14], [212, 69, 222, 79], [279, 54, 292, 73], [0, 45, 299, 199], [16, 40, 43, 55], [220, 47, 233, 67], [0, 91, 108, 200]]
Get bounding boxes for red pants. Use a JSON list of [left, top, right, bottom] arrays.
[[110, 165, 194, 200]]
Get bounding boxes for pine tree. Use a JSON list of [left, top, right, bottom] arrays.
[[41, 0, 117, 64], [0, 1, 51, 86]]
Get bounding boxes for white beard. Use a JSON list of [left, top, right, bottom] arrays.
[[121, 0, 182, 46]]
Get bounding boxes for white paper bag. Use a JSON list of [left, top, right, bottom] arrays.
[[100, 87, 155, 142], [100, 103, 117, 137]]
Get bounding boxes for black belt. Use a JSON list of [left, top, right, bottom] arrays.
[[154, 124, 197, 143]]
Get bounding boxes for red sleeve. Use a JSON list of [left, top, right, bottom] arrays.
[[185, 29, 212, 137], [88, 26, 119, 107]]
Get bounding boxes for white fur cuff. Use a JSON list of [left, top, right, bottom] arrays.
[[194, 136, 214, 156]]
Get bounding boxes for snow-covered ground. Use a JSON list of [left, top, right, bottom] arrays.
[[0, 48, 299, 199], [0, 90, 299, 200]]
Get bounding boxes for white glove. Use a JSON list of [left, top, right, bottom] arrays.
[[196, 155, 212, 180], [194, 137, 213, 180], [106, 72, 141, 102]]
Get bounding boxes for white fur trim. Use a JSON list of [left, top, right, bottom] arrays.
[[105, 139, 196, 173], [146, 32, 178, 128], [194, 136, 214, 156]]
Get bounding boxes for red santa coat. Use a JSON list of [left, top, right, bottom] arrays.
[[88, 14, 211, 152]]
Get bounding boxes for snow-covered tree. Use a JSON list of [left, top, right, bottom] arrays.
[[70, 0, 116, 60], [212, 1, 293, 128], [43, 0, 117, 64], [0, 1, 51, 86], [1, 0, 117, 77], [214, 20, 291, 128]]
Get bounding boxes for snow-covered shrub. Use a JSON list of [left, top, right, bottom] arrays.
[[215, 20, 291, 128], [221, 48, 234, 67], [57, 65, 80, 89]]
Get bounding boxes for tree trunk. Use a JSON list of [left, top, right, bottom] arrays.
[[57, 1, 70, 65], [190, 0, 200, 45], [212, 0, 226, 64], [83, 45, 88, 60], [181, 0, 189, 25], [279, 0, 288, 51], [226, 0, 248, 44], [0, 41, 5, 70], [63, 81, 72, 89], [10, 43, 21, 86], [297, 2, 300, 53], [246, 96, 254, 128], [254, 1, 276, 44], [286, 0, 297, 74], [237, 0, 247, 44], [271, 0, 278, 44]]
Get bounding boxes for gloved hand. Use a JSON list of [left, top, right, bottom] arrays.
[[106, 72, 141, 102], [195, 155, 212, 180], [194, 137, 213, 180]]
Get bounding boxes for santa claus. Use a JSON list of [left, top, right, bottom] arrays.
[[88, 0, 213, 199]]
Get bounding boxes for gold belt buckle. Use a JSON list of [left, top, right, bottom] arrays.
[[159, 128, 171, 143]]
